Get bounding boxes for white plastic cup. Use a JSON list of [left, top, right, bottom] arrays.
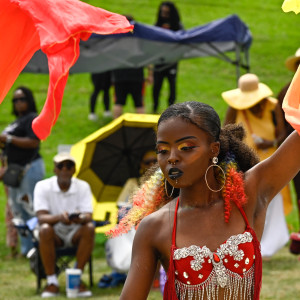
[[66, 268, 82, 298]]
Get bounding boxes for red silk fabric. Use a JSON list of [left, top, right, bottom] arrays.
[[282, 66, 300, 134], [0, 0, 133, 140]]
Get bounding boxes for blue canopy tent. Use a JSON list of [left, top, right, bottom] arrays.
[[23, 14, 252, 80]]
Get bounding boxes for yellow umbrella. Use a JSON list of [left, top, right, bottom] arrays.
[[71, 113, 159, 232]]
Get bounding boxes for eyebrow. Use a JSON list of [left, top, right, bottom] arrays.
[[157, 136, 197, 144]]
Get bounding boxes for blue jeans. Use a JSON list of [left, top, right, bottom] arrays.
[[8, 158, 45, 255]]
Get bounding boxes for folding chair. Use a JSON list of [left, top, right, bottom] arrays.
[[13, 217, 94, 292]]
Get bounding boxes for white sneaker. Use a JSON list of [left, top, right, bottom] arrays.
[[78, 290, 92, 297], [41, 284, 60, 298], [103, 111, 112, 118], [78, 282, 92, 297], [88, 113, 98, 121]]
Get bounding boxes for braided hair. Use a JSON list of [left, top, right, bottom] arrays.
[[107, 101, 259, 236]]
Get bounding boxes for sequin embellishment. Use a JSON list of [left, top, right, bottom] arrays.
[[173, 231, 254, 299]]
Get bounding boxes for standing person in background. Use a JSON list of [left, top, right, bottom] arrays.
[[112, 66, 145, 118], [0, 86, 45, 257], [88, 71, 112, 121], [148, 1, 183, 113], [277, 48, 300, 233], [112, 15, 145, 118], [222, 73, 290, 259]]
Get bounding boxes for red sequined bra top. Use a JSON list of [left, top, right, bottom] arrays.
[[163, 198, 262, 300]]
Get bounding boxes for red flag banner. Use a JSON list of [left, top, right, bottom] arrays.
[[0, 0, 133, 140]]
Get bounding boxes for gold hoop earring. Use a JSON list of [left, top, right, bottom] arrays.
[[165, 179, 174, 198], [205, 157, 225, 192]]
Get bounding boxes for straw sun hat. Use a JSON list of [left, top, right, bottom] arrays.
[[285, 48, 300, 72], [221, 73, 273, 110]]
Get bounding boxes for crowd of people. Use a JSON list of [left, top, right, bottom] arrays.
[[88, 1, 183, 120], [0, 1, 300, 299]]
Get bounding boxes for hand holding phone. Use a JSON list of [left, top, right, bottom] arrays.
[[68, 212, 80, 221]]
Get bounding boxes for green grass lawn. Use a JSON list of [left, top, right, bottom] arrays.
[[0, 245, 299, 300], [0, 0, 299, 298]]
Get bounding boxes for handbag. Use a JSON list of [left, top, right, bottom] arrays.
[[2, 163, 25, 187]]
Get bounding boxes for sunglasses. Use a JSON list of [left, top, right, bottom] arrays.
[[56, 161, 75, 170], [13, 97, 27, 103]]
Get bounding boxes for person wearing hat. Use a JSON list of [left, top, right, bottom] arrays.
[[33, 152, 94, 298], [222, 73, 290, 258]]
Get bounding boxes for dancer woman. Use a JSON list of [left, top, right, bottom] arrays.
[[111, 90, 300, 299]]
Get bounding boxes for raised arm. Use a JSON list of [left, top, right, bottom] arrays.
[[247, 66, 300, 208], [249, 130, 300, 203]]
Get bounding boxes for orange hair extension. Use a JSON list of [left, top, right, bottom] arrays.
[[108, 152, 248, 236], [221, 159, 247, 222], [106, 168, 169, 237]]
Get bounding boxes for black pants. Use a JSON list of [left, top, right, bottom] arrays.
[[152, 64, 178, 113], [114, 81, 144, 108], [90, 72, 111, 112]]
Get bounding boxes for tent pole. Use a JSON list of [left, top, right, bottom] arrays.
[[206, 42, 235, 64], [245, 48, 250, 73], [235, 43, 241, 85]]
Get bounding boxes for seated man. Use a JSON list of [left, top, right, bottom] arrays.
[[33, 152, 94, 298]]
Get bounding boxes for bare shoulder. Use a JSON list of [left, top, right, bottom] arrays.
[[141, 200, 175, 226], [135, 200, 176, 254], [138, 200, 176, 232]]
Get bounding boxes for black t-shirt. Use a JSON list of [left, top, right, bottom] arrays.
[[2, 112, 41, 166]]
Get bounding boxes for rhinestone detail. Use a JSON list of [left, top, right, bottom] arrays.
[[175, 266, 255, 300], [173, 231, 253, 289]]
